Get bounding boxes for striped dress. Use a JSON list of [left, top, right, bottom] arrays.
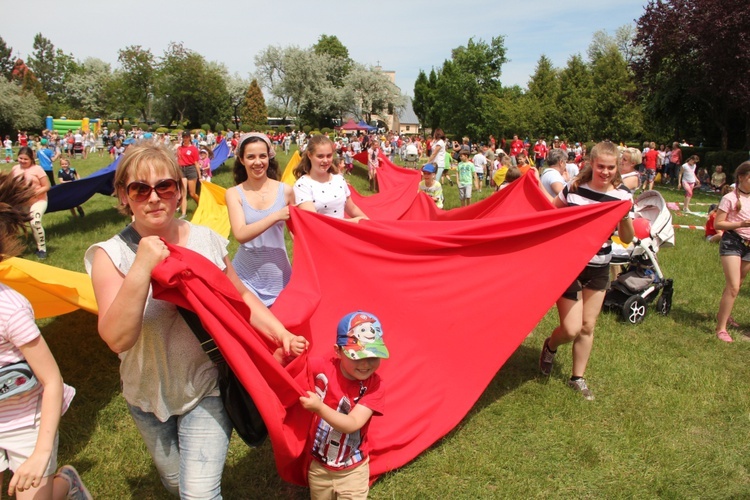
[[231, 183, 292, 306], [558, 183, 634, 267]]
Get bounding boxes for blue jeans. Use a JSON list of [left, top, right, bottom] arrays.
[[128, 396, 232, 499]]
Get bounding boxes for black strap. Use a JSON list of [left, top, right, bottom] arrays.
[[117, 225, 226, 365]]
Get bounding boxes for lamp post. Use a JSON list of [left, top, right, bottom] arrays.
[[230, 95, 242, 130]]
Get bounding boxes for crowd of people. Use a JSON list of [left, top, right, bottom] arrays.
[[3, 123, 750, 497]]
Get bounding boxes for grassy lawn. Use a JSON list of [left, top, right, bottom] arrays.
[[4, 149, 749, 498]]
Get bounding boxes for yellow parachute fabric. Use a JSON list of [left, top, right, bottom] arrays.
[[280, 151, 301, 186], [0, 257, 98, 318], [191, 181, 230, 238]]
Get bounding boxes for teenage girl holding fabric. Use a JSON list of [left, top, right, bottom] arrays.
[[293, 135, 368, 222], [539, 141, 634, 400], [226, 133, 294, 306]]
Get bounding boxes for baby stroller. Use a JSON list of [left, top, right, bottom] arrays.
[[604, 190, 675, 324]]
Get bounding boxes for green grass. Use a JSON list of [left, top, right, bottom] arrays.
[[7, 151, 750, 498]]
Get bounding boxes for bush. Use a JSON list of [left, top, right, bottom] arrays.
[[321, 127, 332, 134], [155, 127, 169, 134], [214, 123, 223, 133], [705, 150, 750, 177], [200, 123, 211, 132], [225, 123, 235, 132], [240, 124, 253, 133], [136, 122, 149, 131]]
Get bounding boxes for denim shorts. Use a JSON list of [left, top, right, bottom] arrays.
[[719, 231, 750, 261], [562, 264, 610, 301]]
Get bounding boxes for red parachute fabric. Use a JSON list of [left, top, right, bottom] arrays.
[[351, 168, 554, 221], [151, 200, 630, 485]]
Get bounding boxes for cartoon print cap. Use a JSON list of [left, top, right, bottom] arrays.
[[336, 311, 389, 360]]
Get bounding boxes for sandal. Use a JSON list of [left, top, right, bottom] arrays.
[[727, 316, 740, 328], [716, 330, 733, 343]]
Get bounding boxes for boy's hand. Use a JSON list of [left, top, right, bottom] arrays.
[[299, 391, 323, 412]]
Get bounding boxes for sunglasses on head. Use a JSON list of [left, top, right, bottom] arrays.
[[126, 179, 179, 202]]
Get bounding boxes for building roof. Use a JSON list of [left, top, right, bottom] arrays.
[[398, 97, 419, 126]]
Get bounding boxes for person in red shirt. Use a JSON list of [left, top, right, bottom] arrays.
[[510, 135, 524, 164], [177, 132, 200, 218], [643, 141, 659, 190], [533, 138, 548, 168]]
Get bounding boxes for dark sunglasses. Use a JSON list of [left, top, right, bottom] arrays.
[[126, 179, 179, 202]]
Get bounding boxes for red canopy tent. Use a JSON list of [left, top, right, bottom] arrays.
[[337, 118, 370, 131]]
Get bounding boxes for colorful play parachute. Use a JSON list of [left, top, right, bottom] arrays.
[[151, 197, 630, 485]]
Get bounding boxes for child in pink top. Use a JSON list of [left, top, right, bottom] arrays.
[[0, 170, 90, 499]]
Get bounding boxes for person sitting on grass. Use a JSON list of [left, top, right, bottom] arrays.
[[0, 170, 91, 500], [418, 163, 443, 209], [299, 311, 388, 500], [456, 151, 477, 207], [711, 165, 727, 192], [705, 204, 723, 243]]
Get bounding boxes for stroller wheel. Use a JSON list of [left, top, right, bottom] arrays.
[[656, 295, 671, 315], [622, 295, 647, 324]]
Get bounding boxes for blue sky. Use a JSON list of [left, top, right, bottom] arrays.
[[4, 0, 648, 96]]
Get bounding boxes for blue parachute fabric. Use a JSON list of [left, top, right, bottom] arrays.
[[46, 157, 120, 213]]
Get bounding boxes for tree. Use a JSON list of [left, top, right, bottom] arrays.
[[66, 58, 112, 117], [0, 79, 42, 133], [0, 37, 13, 81], [113, 45, 155, 122], [156, 43, 229, 128], [254, 45, 294, 118], [313, 34, 352, 87], [558, 54, 595, 141], [589, 25, 642, 67], [432, 37, 508, 139], [525, 55, 560, 139], [634, 0, 750, 148], [413, 69, 436, 131], [241, 79, 267, 129], [590, 46, 641, 141], [26, 34, 79, 110]]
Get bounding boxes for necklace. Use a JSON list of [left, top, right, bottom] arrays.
[[739, 187, 750, 195], [247, 180, 271, 201]]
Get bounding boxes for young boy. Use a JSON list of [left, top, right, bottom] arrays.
[[456, 151, 477, 207], [300, 311, 389, 500], [419, 163, 444, 209]]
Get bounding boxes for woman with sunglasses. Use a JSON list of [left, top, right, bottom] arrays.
[[85, 142, 307, 498]]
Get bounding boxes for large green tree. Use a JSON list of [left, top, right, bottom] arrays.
[[524, 55, 560, 139], [0, 37, 13, 81], [412, 69, 437, 131], [241, 79, 267, 129], [66, 58, 112, 117], [155, 43, 229, 128], [112, 46, 155, 122], [590, 46, 641, 141], [558, 54, 594, 141], [0, 79, 42, 133], [432, 37, 507, 139], [313, 34, 351, 88], [26, 34, 79, 111], [634, 0, 750, 149]]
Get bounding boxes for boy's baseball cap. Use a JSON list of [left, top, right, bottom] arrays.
[[336, 311, 389, 360], [421, 163, 436, 174]]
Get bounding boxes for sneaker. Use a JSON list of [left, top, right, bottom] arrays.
[[178, 214, 187, 220], [56, 465, 92, 500], [539, 337, 556, 376], [76, 206, 85, 217], [568, 378, 595, 400], [34, 250, 47, 260], [716, 330, 733, 343]]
